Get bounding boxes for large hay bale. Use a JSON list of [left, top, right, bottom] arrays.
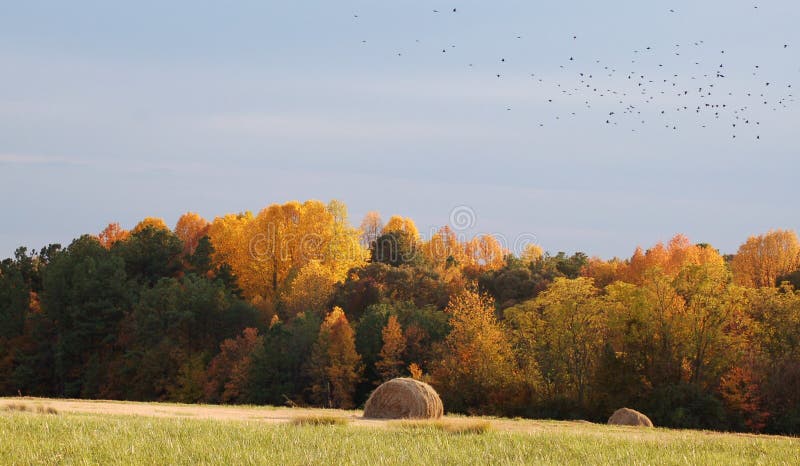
[[363, 378, 443, 420], [607, 407, 654, 427]]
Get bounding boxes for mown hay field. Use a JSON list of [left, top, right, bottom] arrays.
[[1, 397, 798, 465]]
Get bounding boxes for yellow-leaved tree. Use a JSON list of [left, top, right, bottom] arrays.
[[281, 260, 338, 318], [382, 215, 420, 243], [430, 289, 517, 413], [359, 211, 383, 248], [206, 211, 256, 294], [731, 229, 800, 288], [132, 217, 170, 234], [464, 234, 506, 271], [423, 226, 467, 269], [505, 277, 605, 408], [520, 243, 544, 264], [206, 200, 367, 308]]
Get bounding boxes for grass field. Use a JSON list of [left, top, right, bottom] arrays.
[[1, 398, 798, 465]]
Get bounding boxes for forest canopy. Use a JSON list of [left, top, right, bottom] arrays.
[[1, 201, 799, 434]]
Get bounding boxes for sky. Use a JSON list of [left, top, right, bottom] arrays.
[[1, 0, 798, 259]]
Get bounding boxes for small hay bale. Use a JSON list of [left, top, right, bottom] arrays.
[[363, 378, 443, 420], [291, 414, 349, 426], [3, 402, 29, 412], [607, 407, 653, 427], [393, 419, 491, 435]]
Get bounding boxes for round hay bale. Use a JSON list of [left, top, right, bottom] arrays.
[[363, 378, 443, 419], [607, 407, 653, 427]]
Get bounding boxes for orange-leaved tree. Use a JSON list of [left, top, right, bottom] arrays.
[[204, 327, 261, 403], [174, 212, 210, 256], [308, 307, 363, 408], [97, 222, 130, 249], [375, 315, 406, 381]]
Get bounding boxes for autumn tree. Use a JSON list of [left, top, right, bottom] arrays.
[[620, 235, 725, 284], [206, 212, 254, 294], [719, 366, 769, 432], [204, 327, 261, 403], [167, 353, 207, 403], [580, 257, 623, 289], [505, 277, 605, 410], [673, 261, 745, 389], [174, 212, 210, 256], [281, 260, 337, 318], [325, 200, 368, 280], [382, 215, 420, 243], [375, 315, 406, 381], [520, 244, 544, 263], [635, 269, 687, 385], [132, 217, 170, 234], [430, 289, 517, 414], [359, 211, 383, 248], [97, 223, 130, 249], [746, 285, 800, 433], [221, 201, 366, 306], [423, 226, 468, 270], [464, 234, 506, 271], [308, 307, 363, 408], [731, 229, 800, 288]]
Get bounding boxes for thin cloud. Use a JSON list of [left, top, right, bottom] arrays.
[[0, 153, 87, 166]]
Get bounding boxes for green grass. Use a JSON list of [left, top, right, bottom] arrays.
[[1, 410, 798, 465]]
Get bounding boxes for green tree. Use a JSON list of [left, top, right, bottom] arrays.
[[112, 226, 183, 286], [247, 313, 320, 405], [42, 235, 130, 397]]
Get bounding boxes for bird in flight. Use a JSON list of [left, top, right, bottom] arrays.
[[349, 3, 794, 141]]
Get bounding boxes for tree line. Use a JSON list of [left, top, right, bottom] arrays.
[[1, 200, 799, 434]]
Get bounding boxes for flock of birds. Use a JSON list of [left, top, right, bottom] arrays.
[[353, 6, 796, 141]]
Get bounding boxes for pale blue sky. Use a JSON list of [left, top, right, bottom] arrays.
[[1, 1, 798, 259]]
